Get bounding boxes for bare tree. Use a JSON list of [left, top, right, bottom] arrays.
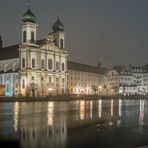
[[27, 82, 38, 97], [91, 85, 98, 95]]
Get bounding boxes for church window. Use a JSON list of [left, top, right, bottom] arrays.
[[32, 58, 35, 68], [41, 59, 45, 69], [22, 79, 25, 89], [32, 76, 35, 80], [22, 58, 25, 68], [62, 63, 65, 71], [56, 62, 59, 70], [60, 39, 64, 49], [31, 31, 35, 43], [23, 31, 26, 43], [48, 59, 52, 70], [49, 77, 52, 83]]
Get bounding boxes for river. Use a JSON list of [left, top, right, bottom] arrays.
[[0, 99, 148, 148]]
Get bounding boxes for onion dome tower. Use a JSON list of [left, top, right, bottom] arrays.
[[52, 16, 65, 49], [21, 1, 38, 45], [52, 16, 64, 32]]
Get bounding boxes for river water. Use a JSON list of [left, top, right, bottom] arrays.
[[0, 99, 148, 148]]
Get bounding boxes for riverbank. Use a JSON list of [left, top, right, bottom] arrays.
[[0, 95, 148, 102]]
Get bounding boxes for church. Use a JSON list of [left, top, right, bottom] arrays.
[[0, 4, 106, 97]]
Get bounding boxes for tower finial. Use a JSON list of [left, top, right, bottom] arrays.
[[27, 0, 31, 9], [57, 15, 60, 20]]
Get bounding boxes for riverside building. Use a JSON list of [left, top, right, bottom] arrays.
[[107, 65, 147, 96], [0, 4, 106, 97]]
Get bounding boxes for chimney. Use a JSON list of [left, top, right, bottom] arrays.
[[0, 35, 2, 48]]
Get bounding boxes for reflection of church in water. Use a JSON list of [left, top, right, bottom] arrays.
[[12, 99, 148, 147]]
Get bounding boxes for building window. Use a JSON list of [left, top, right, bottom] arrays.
[[62, 63, 65, 71], [49, 77, 52, 83], [60, 39, 64, 49], [31, 31, 35, 43], [41, 77, 44, 81], [48, 59, 52, 70], [32, 76, 35, 80], [22, 79, 25, 89], [22, 58, 25, 68], [56, 62, 59, 70], [41, 59, 45, 69], [32, 58, 35, 68], [23, 31, 26, 43]]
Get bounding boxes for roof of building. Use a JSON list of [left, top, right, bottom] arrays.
[[52, 16, 64, 32], [67, 61, 107, 75], [0, 69, 18, 74], [0, 42, 107, 75], [0, 39, 47, 61], [0, 44, 19, 60], [22, 8, 36, 23]]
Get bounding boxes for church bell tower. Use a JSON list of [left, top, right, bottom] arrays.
[[21, 1, 38, 45]]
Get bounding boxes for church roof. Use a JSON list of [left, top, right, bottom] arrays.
[[67, 61, 107, 75], [0, 42, 107, 75], [0, 44, 19, 60], [22, 8, 36, 23], [52, 16, 64, 32]]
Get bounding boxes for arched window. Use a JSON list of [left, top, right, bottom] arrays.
[[31, 31, 35, 43], [41, 59, 45, 69], [22, 79, 25, 89], [60, 39, 64, 49], [22, 58, 25, 68], [23, 31, 26, 43], [48, 59, 52, 70], [32, 58, 35, 68], [62, 63, 65, 71], [56, 62, 59, 70]]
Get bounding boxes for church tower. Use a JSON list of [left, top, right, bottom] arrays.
[[52, 16, 65, 49], [21, 2, 38, 45]]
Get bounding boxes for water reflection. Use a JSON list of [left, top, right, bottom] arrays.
[[0, 99, 147, 148], [13, 102, 20, 132], [111, 99, 114, 117]]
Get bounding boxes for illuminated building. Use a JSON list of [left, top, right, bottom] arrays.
[[0, 4, 107, 97], [107, 65, 147, 95]]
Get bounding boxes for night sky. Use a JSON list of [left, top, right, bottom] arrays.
[[0, 0, 148, 67]]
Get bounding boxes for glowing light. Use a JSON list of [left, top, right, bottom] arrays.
[[111, 100, 114, 117], [48, 88, 53, 91], [13, 102, 19, 132], [47, 102, 54, 126], [139, 100, 145, 126], [80, 100, 85, 120], [119, 99, 122, 117], [98, 99, 102, 118], [90, 101, 93, 119]]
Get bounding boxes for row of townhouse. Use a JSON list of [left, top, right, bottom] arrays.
[[107, 65, 148, 96]]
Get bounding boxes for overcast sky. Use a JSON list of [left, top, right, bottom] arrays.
[[0, 0, 148, 67]]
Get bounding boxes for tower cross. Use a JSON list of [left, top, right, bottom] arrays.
[[27, 0, 31, 9]]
